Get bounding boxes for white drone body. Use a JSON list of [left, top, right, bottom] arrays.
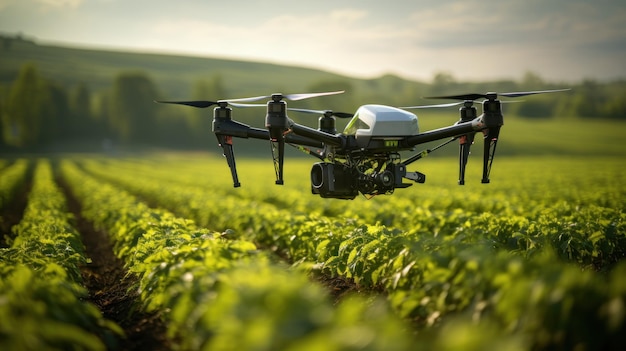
[[344, 104, 419, 148]]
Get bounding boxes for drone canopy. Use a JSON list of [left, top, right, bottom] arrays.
[[344, 104, 419, 148]]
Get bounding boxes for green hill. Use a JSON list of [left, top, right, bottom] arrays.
[[0, 34, 430, 103], [1, 34, 625, 157]]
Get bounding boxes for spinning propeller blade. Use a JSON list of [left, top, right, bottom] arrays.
[[288, 108, 354, 118], [400, 101, 466, 109], [280, 91, 345, 101], [157, 91, 345, 108], [154, 100, 220, 108], [227, 103, 266, 108], [498, 89, 571, 98], [424, 88, 569, 101], [400, 100, 522, 109], [232, 90, 345, 103], [154, 95, 271, 108]]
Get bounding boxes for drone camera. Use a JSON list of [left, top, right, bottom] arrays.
[[311, 162, 358, 199]]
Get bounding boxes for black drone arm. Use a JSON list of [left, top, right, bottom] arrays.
[[403, 117, 485, 147], [212, 117, 327, 188], [213, 118, 323, 147], [288, 120, 343, 147]]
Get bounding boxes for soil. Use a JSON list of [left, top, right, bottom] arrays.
[[0, 162, 32, 248], [56, 174, 172, 351]]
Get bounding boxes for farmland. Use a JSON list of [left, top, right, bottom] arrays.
[[1, 151, 624, 350]]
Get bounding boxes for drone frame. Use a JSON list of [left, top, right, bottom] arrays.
[[156, 88, 568, 199]]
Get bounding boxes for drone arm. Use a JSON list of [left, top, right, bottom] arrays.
[[213, 118, 268, 139], [403, 118, 484, 148], [289, 121, 343, 147], [285, 134, 325, 148]]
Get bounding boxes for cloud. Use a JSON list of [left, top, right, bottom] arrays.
[[329, 9, 368, 23], [406, 0, 626, 53], [36, 0, 83, 8], [1, 0, 623, 81], [0, 0, 83, 12], [149, 9, 379, 58]]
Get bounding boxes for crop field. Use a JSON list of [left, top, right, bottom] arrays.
[[1, 153, 625, 351]]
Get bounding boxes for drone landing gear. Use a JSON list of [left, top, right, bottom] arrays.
[[458, 132, 476, 185], [481, 126, 500, 184], [270, 138, 285, 185], [216, 134, 241, 187]]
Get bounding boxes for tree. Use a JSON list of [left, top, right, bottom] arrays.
[[188, 76, 227, 146], [108, 72, 161, 144], [430, 71, 457, 96], [520, 71, 545, 90], [68, 83, 93, 139], [41, 81, 70, 144], [2, 63, 47, 148]]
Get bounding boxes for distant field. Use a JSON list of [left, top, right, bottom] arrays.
[[222, 113, 626, 158], [406, 112, 626, 157]]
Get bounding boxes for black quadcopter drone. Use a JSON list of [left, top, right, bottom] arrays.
[[156, 88, 568, 199]]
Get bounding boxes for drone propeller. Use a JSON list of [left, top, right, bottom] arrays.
[[272, 91, 345, 101], [424, 88, 570, 101], [400, 100, 522, 110], [223, 91, 345, 104], [154, 95, 270, 108], [155, 100, 220, 108], [160, 91, 346, 109], [287, 108, 354, 118], [400, 101, 467, 109]]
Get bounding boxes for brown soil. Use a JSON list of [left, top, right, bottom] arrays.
[[56, 174, 172, 351], [0, 161, 32, 248]]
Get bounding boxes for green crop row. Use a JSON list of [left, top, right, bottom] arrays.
[[81, 156, 625, 270], [0, 159, 122, 351], [60, 160, 416, 351], [76, 156, 626, 350], [78, 156, 625, 271], [78, 156, 625, 222]]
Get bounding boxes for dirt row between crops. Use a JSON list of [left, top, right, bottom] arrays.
[[0, 162, 32, 248], [55, 174, 172, 351], [73, 164, 365, 305]]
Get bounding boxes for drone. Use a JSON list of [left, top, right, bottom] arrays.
[[156, 88, 568, 199]]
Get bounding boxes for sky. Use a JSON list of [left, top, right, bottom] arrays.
[[1, 0, 625, 83]]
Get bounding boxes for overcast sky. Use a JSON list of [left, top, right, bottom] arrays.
[[1, 0, 625, 82]]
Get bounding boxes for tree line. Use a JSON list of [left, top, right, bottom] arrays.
[[1, 63, 624, 151], [0, 63, 218, 151]]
